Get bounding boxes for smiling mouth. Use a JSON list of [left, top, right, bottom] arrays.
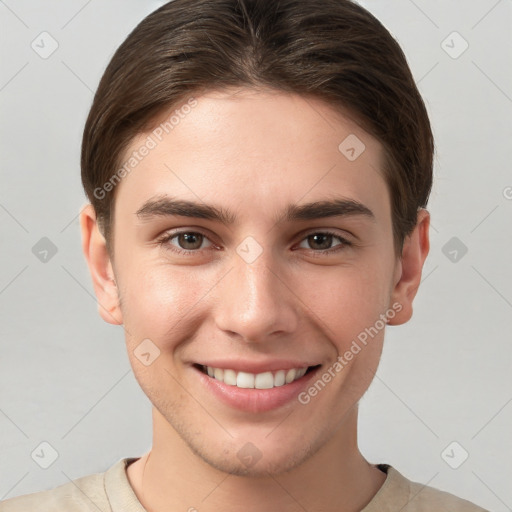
[[194, 364, 321, 389]]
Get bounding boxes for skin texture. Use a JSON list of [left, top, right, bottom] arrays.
[[80, 87, 430, 512]]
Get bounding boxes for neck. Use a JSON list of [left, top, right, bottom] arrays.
[[127, 406, 387, 512]]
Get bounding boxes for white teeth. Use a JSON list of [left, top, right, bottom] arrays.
[[274, 370, 286, 387], [254, 371, 274, 389], [285, 368, 296, 384], [223, 369, 237, 386], [236, 371, 255, 388], [296, 367, 307, 379], [203, 365, 311, 388]]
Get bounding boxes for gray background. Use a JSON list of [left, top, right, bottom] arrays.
[[0, 0, 511, 510]]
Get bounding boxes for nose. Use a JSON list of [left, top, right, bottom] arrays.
[[213, 250, 299, 343]]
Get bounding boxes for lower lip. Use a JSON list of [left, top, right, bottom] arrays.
[[193, 365, 321, 413]]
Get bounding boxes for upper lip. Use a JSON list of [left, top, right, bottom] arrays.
[[194, 360, 320, 374]]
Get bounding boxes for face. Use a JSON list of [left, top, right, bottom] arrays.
[[84, 87, 419, 477]]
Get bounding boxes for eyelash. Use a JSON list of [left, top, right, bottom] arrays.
[[156, 229, 353, 257]]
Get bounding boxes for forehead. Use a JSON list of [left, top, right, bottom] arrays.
[[113, 88, 389, 224]]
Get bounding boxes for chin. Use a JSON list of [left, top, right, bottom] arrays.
[[188, 432, 322, 478]]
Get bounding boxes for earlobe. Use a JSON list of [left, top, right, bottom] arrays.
[[388, 209, 430, 326], [79, 203, 123, 325]]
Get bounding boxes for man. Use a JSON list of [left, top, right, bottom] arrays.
[[1, 0, 488, 510]]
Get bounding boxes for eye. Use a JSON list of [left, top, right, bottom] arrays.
[[157, 230, 214, 255], [297, 231, 352, 254], [156, 229, 352, 257]]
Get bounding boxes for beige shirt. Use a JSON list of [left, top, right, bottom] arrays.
[[0, 458, 489, 511]]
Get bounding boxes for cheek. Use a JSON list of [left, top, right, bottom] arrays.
[[118, 263, 215, 394], [299, 258, 394, 342], [118, 260, 215, 348]]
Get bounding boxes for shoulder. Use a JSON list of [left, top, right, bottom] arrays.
[[405, 476, 489, 512], [364, 464, 489, 512], [0, 468, 108, 512]]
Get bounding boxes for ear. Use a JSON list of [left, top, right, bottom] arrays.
[[79, 203, 123, 325], [388, 208, 430, 325]]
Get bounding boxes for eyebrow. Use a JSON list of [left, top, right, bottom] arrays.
[[135, 195, 375, 225]]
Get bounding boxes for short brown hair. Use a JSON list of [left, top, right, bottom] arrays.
[[81, 0, 434, 257]]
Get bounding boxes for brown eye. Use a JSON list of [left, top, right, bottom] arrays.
[[297, 231, 351, 254], [306, 233, 335, 250], [176, 232, 204, 250], [158, 230, 214, 254]]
